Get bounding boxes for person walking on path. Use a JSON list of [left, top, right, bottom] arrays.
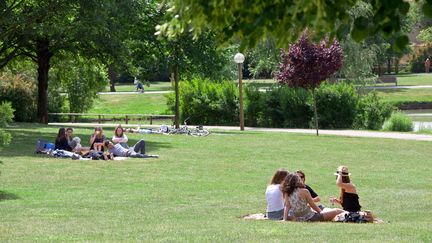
[[425, 58, 430, 73], [134, 77, 145, 93]]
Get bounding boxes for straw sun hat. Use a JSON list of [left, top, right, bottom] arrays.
[[334, 166, 351, 176]]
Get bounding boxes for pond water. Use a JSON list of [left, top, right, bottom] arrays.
[[403, 109, 432, 132]]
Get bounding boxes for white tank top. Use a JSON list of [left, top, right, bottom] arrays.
[[265, 184, 284, 212]]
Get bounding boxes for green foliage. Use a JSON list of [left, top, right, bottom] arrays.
[[417, 27, 432, 43], [409, 45, 432, 73], [245, 85, 312, 128], [167, 77, 239, 125], [0, 101, 14, 147], [247, 39, 279, 79], [383, 111, 413, 132], [50, 55, 108, 113], [0, 72, 37, 122], [162, 0, 422, 50], [315, 83, 359, 129], [339, 37, 377, 84], [355, 91, 394, 130]]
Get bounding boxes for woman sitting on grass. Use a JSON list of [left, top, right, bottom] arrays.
[[329, 166, 361, 212], [90, 126, 106, 151], [281, 173, 344, 222], [112, 124, 129, 148], [265, 168, 288, 220], [54, 127, 72, 151]]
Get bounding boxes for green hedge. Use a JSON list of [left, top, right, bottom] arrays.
[[167, 78, 394, 130], [167, 77, 239, 125]]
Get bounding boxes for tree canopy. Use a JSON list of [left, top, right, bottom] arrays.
[[161, 0, 432, 50]]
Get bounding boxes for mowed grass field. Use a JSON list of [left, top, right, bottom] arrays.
[[0, 124, 431, 242], [89, 93, 170, 115]]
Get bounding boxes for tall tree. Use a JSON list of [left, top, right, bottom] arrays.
[[0, 0, 146, 123], [276, 33, 343, 136]]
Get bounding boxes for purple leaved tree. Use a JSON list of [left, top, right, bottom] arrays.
[[276, 33, 343, 136]]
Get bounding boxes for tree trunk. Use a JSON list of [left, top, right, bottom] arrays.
[[387, 58, 391, 74], [394, 57, 399, 74], [108, 65, 117, 92], [36, 39, 53, 124], [174, 63, 180, 129], [312, 88, 319, 136]]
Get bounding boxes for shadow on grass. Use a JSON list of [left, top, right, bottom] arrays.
[[3, 125, 172, 157], [0, 190, 21, 201]]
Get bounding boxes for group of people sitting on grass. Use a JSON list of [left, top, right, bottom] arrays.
[[265, 166, 373, 222], [52, 124, 158, 160]]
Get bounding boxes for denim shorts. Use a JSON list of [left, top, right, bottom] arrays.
[[267, 209, 284, 220], [308, 212, 324, 222]]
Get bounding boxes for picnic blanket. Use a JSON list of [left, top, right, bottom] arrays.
[[242, 212, 385, 223]]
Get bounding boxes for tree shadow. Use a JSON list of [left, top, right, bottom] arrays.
[[0, 190, 21, 201], [3, 124, 173, 157]]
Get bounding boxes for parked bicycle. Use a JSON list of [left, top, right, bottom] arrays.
[[169, 117, 210, 137]]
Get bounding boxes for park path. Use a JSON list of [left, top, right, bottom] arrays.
[[98, 91, 172, 95], [97, 85, 432, 95], [48, 122, 432, 142]]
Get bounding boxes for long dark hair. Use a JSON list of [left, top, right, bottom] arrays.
[[339, 174, 351, 204], [280, 173, 303, 197], [269, 168, 288, 185], [114, 124, 124, 137], [56, 127, 66, 143]]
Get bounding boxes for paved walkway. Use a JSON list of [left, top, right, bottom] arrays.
[[98, 91, 172, 95], [48, 123, 432, 142], [97, 85, 432, 95], [363, 85, 432, 90]]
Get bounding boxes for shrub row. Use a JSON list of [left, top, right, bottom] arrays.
[[166, 77, 239, 125], [168, 78, 395, 130], [0, 72, 66, 122]]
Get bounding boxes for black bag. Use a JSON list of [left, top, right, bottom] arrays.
[[343, 212, 369, 223]]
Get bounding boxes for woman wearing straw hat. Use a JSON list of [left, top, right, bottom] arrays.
[[329, 165, 361, 212]]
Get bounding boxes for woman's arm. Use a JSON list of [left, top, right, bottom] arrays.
[[301, 189, 321, 213], [336, 175, 356, 193], [282, 194, 295, 221], [90, 134, 96, 146], [112, 135, 128, 143]]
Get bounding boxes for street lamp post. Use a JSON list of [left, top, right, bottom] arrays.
[[234, 53, 245, 131]]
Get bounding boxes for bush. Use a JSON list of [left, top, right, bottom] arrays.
[[382, 111, 413, 132], [314, 82, 359, 129], [245, 84, 312, 128], [0, 72, 37, 122], [167, 77, 239, 125], [0, 101, 14, 147], [355, 91, 394, 130]]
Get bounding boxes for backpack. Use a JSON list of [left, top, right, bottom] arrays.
[[35, 140, 55, 154], [159, 124, 169, 133]]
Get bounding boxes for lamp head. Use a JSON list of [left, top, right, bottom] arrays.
[[234, 53, 245, 64]]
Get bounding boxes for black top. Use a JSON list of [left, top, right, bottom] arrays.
[[55, 137, 72, 151], [342, 192, 361, 212], [90, 135, 106, 151], [305, 185, 318, 198]]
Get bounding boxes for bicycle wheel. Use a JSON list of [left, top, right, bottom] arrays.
[[190, 129, 210, 137], [168, 129, 179, 135]]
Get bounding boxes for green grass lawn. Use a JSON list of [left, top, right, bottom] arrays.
[[396, 73, 432, 86], [89, 93, 170, 115], [1, 124, 431, 242], [372, 88, 432, 104], [105, 82, 172, 92]]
